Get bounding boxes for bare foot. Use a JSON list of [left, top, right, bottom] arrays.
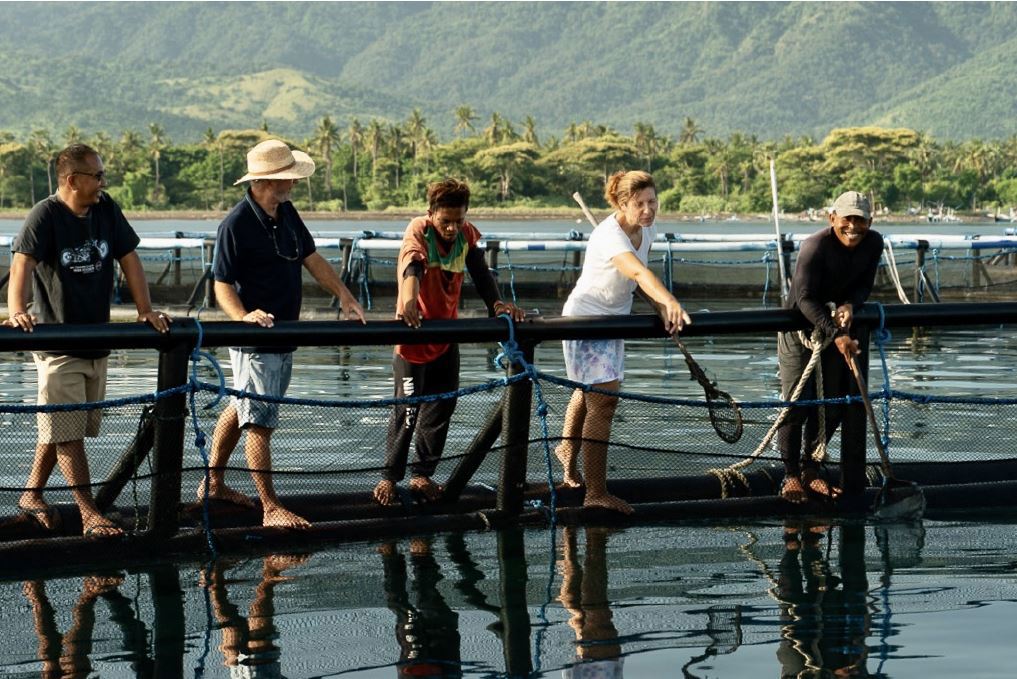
[[409, 537, 431, 556], [82, 574, 125, 600], [197, 477, 256, 508], [803, 470, 841, 500], [780, 476, 807, 505], [554, 444, 584, 488], [583, 492, 634, 515], [409, 476, 442, 503], [82, 513, 124, 539], [263, 553, 310, 581], [373, 479, 400, 506], [262, 505, 310, 530]]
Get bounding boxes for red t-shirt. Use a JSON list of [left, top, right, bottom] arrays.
[[395, 216, 482, 364]]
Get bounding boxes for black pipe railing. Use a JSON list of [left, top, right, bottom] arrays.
[[4, 302, 1017, 354]]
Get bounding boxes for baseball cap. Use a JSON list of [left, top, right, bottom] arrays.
[[831, 191, 871, 220]]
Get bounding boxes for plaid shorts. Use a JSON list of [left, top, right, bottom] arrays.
[[228, 349, 293, 429]]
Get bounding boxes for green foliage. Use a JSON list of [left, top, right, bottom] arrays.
[[0, 121, 1014, 213], [2, 4, 1017, 143]]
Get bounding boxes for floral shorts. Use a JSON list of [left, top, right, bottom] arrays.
[[562, 338, 624, 385]]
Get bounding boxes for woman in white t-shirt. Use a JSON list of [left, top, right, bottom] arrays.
[[557, 171, 690, 514]]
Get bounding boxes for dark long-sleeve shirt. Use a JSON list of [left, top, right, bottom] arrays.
[[787, 226, 883, 338]]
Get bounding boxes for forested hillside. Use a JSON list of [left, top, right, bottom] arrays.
[[2, 2, 1017, 141]]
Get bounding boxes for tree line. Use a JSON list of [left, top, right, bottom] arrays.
[[1, 110, 1016, 214]]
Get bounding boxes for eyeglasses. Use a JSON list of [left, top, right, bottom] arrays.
[[73, 170, 106, 182]]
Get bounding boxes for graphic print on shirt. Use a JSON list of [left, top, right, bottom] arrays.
[[402, 376, 418, 429], [60, 239, 109, 275]]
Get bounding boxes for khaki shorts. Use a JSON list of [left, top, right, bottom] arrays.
[[33, 353, 108, 444]]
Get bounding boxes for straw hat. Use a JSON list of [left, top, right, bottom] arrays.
[[233, 139, 316, 185]]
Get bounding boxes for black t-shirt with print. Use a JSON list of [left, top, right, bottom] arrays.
[[14, 194, 140, 357]]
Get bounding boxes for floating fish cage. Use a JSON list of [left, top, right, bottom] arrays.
[[6, 229, 1017, 310], [2, 303, 1017, 574]]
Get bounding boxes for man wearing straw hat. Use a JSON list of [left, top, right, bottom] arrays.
[[776, 190, 883, 506], [200, 139, 365, 529]]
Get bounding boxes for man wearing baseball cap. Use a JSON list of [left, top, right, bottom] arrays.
[[199, 139, 366, 529], [776, 190, 883, 507]]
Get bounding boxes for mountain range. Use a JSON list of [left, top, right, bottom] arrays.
[[2, 1, 1016, 142]]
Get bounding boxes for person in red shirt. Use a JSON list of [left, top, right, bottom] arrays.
[[373, 179, 524, 506]]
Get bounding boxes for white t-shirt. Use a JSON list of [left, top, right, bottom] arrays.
[[562, 214, 655, 317]]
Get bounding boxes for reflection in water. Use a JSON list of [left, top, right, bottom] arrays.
[[22, 573, 152, 678], [559, 526, 623, 678], [380, 537, 462, 678], [773, 522, 871, 678], [203, 554, 309, 678], [12, 519, 1017, 678]]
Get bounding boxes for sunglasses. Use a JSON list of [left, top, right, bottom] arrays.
[[73, 170, 106, 182]]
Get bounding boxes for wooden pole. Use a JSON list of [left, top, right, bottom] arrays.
[[146, 339, 191, 538], [498, 342, 534, 514], [498, 528, 533, 677], [94, 410, 155, 512], [839, 326, 869, 507], [443, 404, 503, 502]]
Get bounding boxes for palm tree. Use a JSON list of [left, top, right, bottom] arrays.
[[315, 115, 341, 198], [387, 123, 403, 188], [454, 105, 477, 138], [0, 139, 26, 209], [29, 129, 54, 195], [63, 125, 82, 146], [522, 116, 539, 146], [148, 123, 168, 203], [366, 118, 384, 179], [203, 127, 225, 208], [565, 122, 579, 144], [118, 129, 145, 177], [633, 122, 667, 171], [484, 112, 518, 145], [405, 108, 428, 169], [679, 116, 703, 145], [347, 117, 363, 181]]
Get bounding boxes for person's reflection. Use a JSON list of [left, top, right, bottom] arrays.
[[774, 521, 871, 678], [203, 553, 309, 678], [22, 574, 125, 678], [559, 526, 624, 678], [379, 537, 462, 677]]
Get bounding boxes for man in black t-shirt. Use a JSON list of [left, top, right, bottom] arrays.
[[200, 139, 365, 530], [5, 144, 171, 538], [776, 191, 883, 507]]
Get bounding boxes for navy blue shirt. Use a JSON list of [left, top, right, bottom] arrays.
[[213, 192, 316, 350]]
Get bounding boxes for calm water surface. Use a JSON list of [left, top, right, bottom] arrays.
[[0, 520, 1015, 677], [2, 220, 1016, 676]]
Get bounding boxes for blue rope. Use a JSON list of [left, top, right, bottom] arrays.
[[873, 302, 893, 451], [189, 313, 220, 559], [495, 313, 558, 523], [531, 525, 559, 675], [503, 248, 519, 305]]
